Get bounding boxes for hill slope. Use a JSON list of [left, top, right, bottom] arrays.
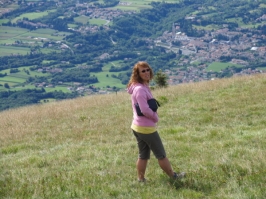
[[1, 74, 266, 198]]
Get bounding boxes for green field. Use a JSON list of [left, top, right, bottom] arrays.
[[0, 61, 126, 92], [90, 61, 126, 89], [0, 79, 71, 93], [0, 19, 9, 25], [112, 0, 179, 11], [0, 72, 31, 88], [74, 15, 90, 25], [0, 46, 31, 56], [207, 62, 242, 72], [20, 28, 71, 40], [257, 67, 266, 71], [89, 18, 111, 26], [44, 86, 71, 93], [68, 23, 78, 28], [0, 27, 30, 43], [0, 66, 50, 91], [74, 16, 109, 26], [225, 17, 266, 28], [14, 66, 50, 77], [0, 27, 71, 56], [0, 27, 71, 43], [0, 45, 60, 56], [11, 10, 56, 23], [260, 3, 266, 8]]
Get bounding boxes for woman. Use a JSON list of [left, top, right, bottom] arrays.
[[127, 61, 185, 182]]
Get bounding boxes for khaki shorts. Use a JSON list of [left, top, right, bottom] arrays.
[[132, 130, 166, 159]]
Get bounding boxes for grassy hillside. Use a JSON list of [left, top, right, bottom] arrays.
[[1, 74, 266, 199]]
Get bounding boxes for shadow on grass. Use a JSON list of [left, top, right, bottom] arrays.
[[169, 175, 213, 195]]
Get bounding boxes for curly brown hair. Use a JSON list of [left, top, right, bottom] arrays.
[[127, 61, 154, 88]]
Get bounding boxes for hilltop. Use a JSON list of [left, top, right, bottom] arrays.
[[1, 74, 266, 198]]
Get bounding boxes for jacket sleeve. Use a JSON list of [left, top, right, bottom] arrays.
[[135, 87, 159, 123]]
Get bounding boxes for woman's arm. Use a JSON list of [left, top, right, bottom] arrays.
[[135, 88, 158, 123]]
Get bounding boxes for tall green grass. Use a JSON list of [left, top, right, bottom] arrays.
[[1, 74, 266, 198]]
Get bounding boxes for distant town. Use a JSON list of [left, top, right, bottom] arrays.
[[65, 2, 266, 86], [1, 1, 266, 93]]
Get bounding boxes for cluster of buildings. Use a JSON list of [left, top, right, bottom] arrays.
[[156, 22, 266, 84], [68, 3, 136, 33], [67, 2, 266, 86], [68, 2, 266, 85]]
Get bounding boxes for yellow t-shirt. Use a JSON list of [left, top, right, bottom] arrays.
[[131, 123, 156, 134]]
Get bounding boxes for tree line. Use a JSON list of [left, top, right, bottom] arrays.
[[0, 88, 79, 112]]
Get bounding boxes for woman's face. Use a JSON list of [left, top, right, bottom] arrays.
[[138, 66, 151, 84]]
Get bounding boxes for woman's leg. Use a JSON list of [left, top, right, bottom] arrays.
[[133, 130, 150, 180], [142, 131, 174, 177], [137, 158, 148, 180], [158, 157, 175, 177]]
